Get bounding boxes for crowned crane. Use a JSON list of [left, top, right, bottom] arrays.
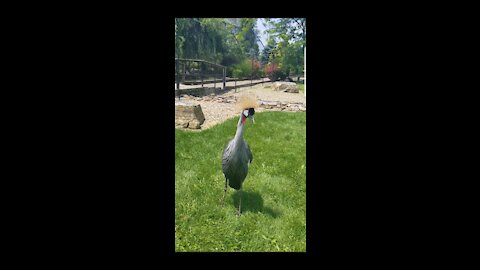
[[222, 95, 258, 216]]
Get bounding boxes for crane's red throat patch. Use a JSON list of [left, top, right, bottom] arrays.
[[241, 115, 246, 124]]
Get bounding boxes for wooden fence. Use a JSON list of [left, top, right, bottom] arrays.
[[175, 58, 226, 90]]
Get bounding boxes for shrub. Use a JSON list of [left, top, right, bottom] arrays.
[[251, 60, 262, 79], [264, 63, 278, 80], [232, 59, 262, 79], [232, 60, 249, 79], [265, 63, 287, 81]]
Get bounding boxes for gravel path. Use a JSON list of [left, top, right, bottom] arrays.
[[176, 82, 306, 130]]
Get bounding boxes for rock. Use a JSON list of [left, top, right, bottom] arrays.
[[175, 102, 205, 129], [257, 100, 306, 112], [263, 101, 279, 107], [272, 82, 298, 93], [283, 84, 299, 93], [272, 82, 283, 91], [189, 119, 202, 129]]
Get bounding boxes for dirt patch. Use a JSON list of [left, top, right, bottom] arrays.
[[175, 82, 306, 130]]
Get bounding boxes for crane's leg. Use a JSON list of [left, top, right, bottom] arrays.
[[236, 188, 242, 216], [221, 175, 228, 205]]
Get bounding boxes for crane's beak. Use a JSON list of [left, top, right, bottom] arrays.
[[249, 115, 255, 124]]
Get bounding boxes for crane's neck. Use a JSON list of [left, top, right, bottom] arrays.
[[234, 112, 246, 141]]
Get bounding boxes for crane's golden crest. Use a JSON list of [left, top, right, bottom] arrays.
[[236, 94, 258, 111]]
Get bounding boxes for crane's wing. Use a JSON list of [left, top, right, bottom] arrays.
[[245, 141, 253, 164], [222, 139, 234, 170]]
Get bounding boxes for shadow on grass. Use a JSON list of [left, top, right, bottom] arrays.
[[232, 190, 280, 218]]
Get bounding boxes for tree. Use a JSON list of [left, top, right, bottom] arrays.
[[175, 18, 263, 77], [265, 18, 305, 50], [264, 18, 306, 80], [260, 38, 276, 65], [175, 18, 227, 62], [229, 18, 259, 59]]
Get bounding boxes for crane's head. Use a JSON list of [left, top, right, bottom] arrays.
[[242, 108, 255, 124], [237, 94, 258, 125]]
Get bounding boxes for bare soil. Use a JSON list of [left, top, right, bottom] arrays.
[[176, 82, 307, 130]]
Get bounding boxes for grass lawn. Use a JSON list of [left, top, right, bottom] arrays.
[[175, 111, 306, 252], [297, 83, 304, 93]]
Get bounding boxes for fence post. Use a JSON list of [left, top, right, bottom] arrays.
[[214, 67, 216, 89], [183, 60, 187, 83], [176, 59, 180, 90], [201, 62, 204, 89], [223, 67, 226, 90], [251, 59, 253, 88]]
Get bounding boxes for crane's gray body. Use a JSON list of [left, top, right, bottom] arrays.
[[222, 113, 253, 190]]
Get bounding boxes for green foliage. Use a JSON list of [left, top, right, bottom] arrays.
[[236, 18, 259, 58], [232, 60, 249, 79], [262, 18, 305, 77], [175, 18, 229, 63], [260, 41, 275, 65], [297, 83, 304, 93], [282, 42, 303, 76], [175, 112, 306, 252], [175, 18, 304, 80], [265, 18, 305, 46], [176, 18, 260, 66], [232, 59, 262, 79]]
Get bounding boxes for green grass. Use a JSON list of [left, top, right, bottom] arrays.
[[175, 111, 306, 252], [297, 83, 304, 93]]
